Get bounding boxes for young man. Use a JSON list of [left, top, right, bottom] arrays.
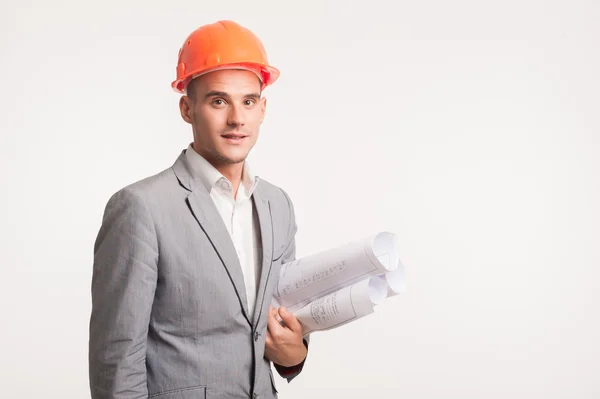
[[89, 20, 307, 399]]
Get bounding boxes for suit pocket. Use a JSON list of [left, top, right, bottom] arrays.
[[149, 385, 206, 399]]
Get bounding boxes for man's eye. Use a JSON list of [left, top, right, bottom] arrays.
[[213, 99, 225, 106], [245, 99, 256, 106]]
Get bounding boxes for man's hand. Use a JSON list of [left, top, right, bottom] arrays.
[[264, 306, 307, 367]]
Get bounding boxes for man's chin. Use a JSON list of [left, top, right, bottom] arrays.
[[216, 152, 248, 165]]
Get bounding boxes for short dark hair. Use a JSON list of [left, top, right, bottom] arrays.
[[186, 78, 198, 101]]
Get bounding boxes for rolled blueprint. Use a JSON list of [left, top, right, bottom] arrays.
[[381, 259, 406, 297], [275, 232, 399, 312], [295, 276, 388, 336]]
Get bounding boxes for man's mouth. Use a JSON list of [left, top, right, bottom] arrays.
[[221, 133, 248, 142]]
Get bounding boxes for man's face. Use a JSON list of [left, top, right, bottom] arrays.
[[180, 69, 266, 166]]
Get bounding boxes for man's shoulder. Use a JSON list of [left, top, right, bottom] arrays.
[[106, 164, 179, 206], [123, 167, 175, 194]]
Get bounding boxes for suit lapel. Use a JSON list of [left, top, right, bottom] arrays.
[[252, 186, 274, 327], [186, 189, 252, 326], [172, 150, 276, 329], [173, 150, 252, 326]]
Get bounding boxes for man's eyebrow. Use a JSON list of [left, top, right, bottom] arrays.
[[204, 91, 261, 100], [204, 90, 230, 100]]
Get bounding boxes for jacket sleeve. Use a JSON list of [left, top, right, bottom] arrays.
[[89, 188, 158, 399], [273, 188, 309, 382]]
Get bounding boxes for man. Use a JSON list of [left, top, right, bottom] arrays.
[[89, 20, 308, 399]]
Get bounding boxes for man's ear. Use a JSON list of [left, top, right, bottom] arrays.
[[179, 96, 193, 124], [260, 97, 267, 123]]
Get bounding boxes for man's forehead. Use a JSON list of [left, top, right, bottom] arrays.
[[194, 69, 262, 93]]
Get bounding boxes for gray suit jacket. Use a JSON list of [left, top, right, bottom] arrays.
[[89, 149, 306, 399]]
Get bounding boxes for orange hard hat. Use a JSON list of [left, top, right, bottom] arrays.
[[171, 20, 280, 94]]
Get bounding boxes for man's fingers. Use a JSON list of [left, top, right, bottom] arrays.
[[267, 306, 284, 337], [271, 305, 285, 326], [270, 305, 279, 321], [278, 306, 302, 334], [265, 329, 273, 347]]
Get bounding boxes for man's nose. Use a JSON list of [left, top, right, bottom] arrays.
[[227, 103, 245, 127]]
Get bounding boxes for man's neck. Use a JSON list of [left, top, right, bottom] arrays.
[[193, 144, 244, 198], [217, 163, 244, 198]]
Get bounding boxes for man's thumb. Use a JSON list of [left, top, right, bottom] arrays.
[[278, 307, 300, 331]]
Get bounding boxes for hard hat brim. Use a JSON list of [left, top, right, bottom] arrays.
[[171, 62, 280, 94]]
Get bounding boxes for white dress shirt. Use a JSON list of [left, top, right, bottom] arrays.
[[185, 144, 262, 318]]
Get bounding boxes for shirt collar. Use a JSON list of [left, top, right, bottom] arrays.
[[185, 143, 259, 196]]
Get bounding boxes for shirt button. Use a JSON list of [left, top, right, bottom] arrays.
[[254, 331, 259, 341], [253, 393, 258, 399]]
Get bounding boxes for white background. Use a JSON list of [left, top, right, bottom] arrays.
[[1, 0, 599, 398]]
